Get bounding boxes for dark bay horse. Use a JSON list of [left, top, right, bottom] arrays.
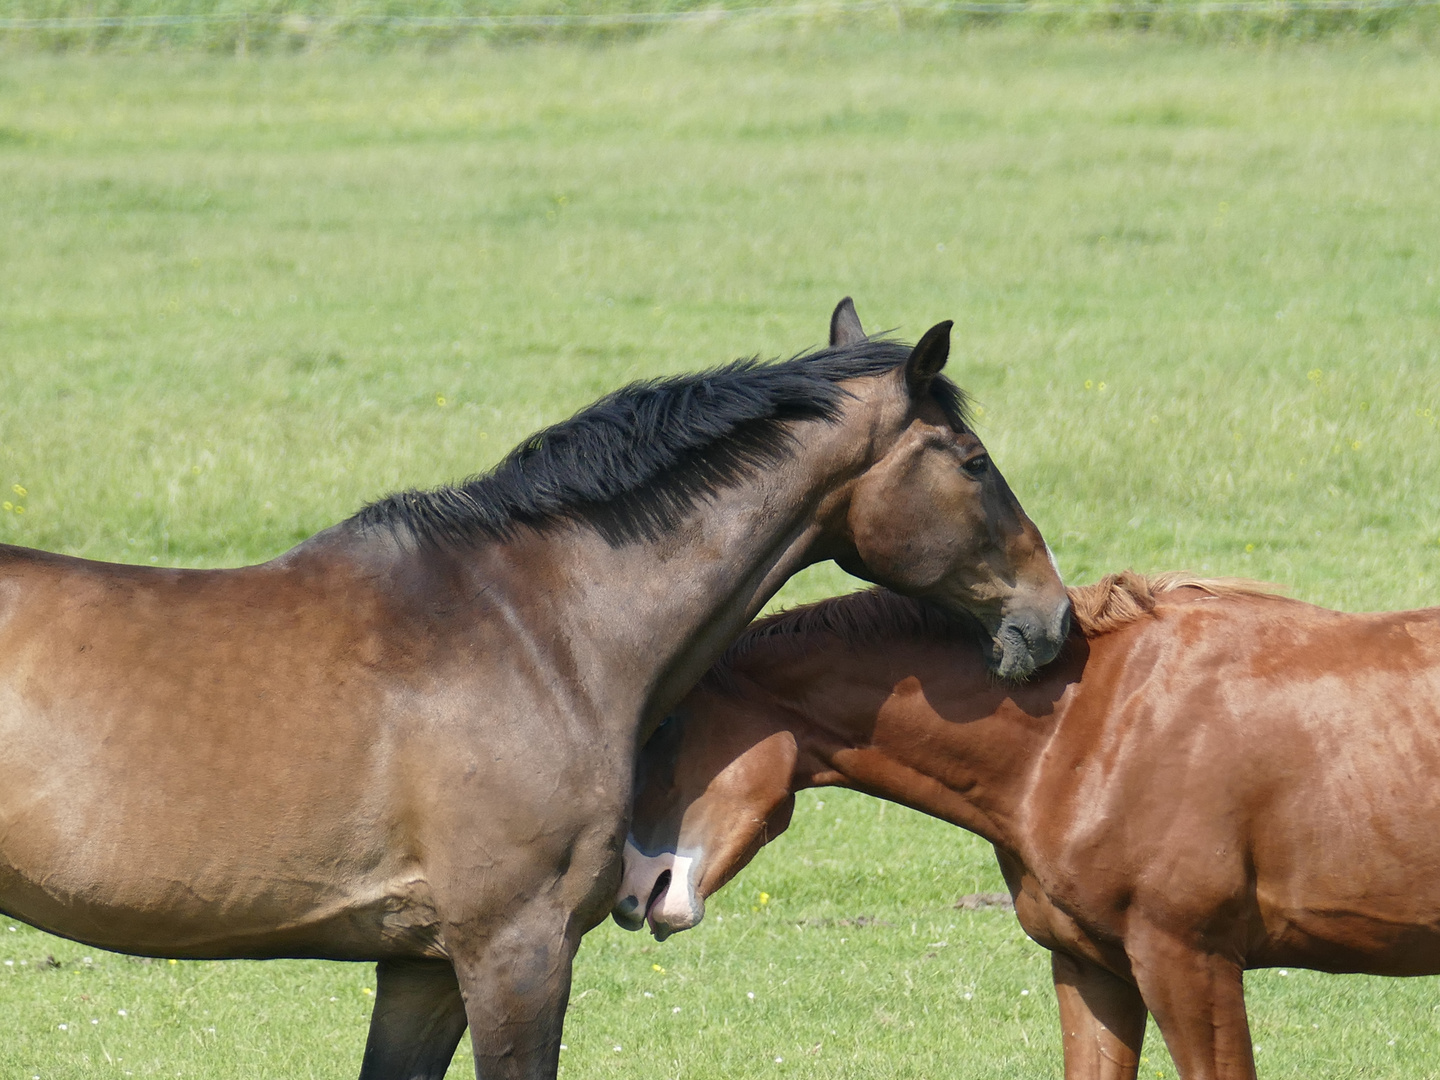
[[619, 573, 1440, 1080], [0, 300, 1070, 1080]]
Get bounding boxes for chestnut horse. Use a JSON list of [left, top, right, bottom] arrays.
[[619, 573, 1440, 1080], [0, 300, 1069, 1080]]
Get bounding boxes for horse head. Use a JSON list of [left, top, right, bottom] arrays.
[[814, 298, 1069, 680], [613, 298, 1068, 937], [613, 696, 794, 938]]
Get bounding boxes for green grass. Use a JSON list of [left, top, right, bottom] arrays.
[[3, 25, 1440, 1079], [2, 0, 1438, 53]]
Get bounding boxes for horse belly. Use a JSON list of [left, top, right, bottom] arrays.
[[1252, 777, 1440, 975], [0, 723, 435, 960], [0, 843, 445, 961], [0, 705, 437, 960], [1257, 904, 1440, 976], [1237, 646, 1440, 975]]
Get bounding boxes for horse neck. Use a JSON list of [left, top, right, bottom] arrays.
[[469, 411, 878, 740], [765, 638, 1067, 853]]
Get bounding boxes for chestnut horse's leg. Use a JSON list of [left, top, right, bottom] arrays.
[[1127, 928, 1256, 1080], [360, 959, 469, 1080], [1052, 951, 1146, 1080]]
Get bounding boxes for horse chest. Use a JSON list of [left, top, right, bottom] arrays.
[[996, 850, 1126, 975]]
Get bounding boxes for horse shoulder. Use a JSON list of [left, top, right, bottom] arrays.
[[1016, 605, 1279, 935]]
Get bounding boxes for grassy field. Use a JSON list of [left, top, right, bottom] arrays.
[[2, 0, 1438, 53], [3, 24, 1440, 1079]]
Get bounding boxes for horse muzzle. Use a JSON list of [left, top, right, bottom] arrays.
[[612, 839, 706, 940], [644, 871, 704, 942], [991, 597, 1071, 680]]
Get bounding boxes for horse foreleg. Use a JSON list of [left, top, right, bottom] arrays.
[[1126, 926, 1255, 1080], [360, 959, 469, 1080], [1052, 951, 1146, 1080], [451, 912, 580, 1080]]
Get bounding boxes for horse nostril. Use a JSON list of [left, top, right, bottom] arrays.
[[647, 870, 672, 913]]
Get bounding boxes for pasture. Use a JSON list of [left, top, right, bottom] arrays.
[[2, 23, 1440, 1078]]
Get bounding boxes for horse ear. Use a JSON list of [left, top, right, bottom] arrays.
[[829, 297, 866, 347], [905, 320, 952, 396]]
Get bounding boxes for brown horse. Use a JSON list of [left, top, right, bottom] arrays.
[[0, 300, 1069, 1080], [619, 573, 1440, 1080]]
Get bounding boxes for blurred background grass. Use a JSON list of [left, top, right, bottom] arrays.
[[2, 20, 1440, 1080], [2, 0, 1439, 51]]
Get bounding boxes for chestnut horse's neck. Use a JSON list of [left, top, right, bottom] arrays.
[[619, 577, 1279, 938], [721, 575, 1274, 849], [732, 626, 1086, 852]]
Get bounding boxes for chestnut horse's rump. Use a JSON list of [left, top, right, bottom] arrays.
[[622, 576, 1440, 1079], [0, 302, 1070, 1080]]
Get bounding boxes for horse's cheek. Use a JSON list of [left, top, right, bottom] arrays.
[[850, 489, 953, 589]]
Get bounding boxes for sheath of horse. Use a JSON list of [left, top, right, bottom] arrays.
[[620, 573, 1440, 1080], [0, 300, 1069, 1080]]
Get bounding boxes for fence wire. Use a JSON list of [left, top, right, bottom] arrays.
[[0, 0, 1436, 31]]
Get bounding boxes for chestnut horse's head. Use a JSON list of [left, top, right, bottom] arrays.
[[613, 690, 797, 938], [819, 299, 1067, 681]]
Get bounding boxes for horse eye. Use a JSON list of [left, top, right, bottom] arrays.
[[962, 455, 990, 477]]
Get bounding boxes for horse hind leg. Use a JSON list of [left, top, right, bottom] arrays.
[[1051, 951, 1147, 1080], [359, 959, 469, 1080]]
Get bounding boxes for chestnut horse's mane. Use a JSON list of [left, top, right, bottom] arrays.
[[1066, 571, 1280, 635], [708, 572, 1279, 686]]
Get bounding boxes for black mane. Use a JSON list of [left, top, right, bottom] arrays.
[[353, 339, 970, 548]]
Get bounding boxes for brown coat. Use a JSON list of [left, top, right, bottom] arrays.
[[622, 575, 1440, 1080], [0, 303, 1069, 1080]]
